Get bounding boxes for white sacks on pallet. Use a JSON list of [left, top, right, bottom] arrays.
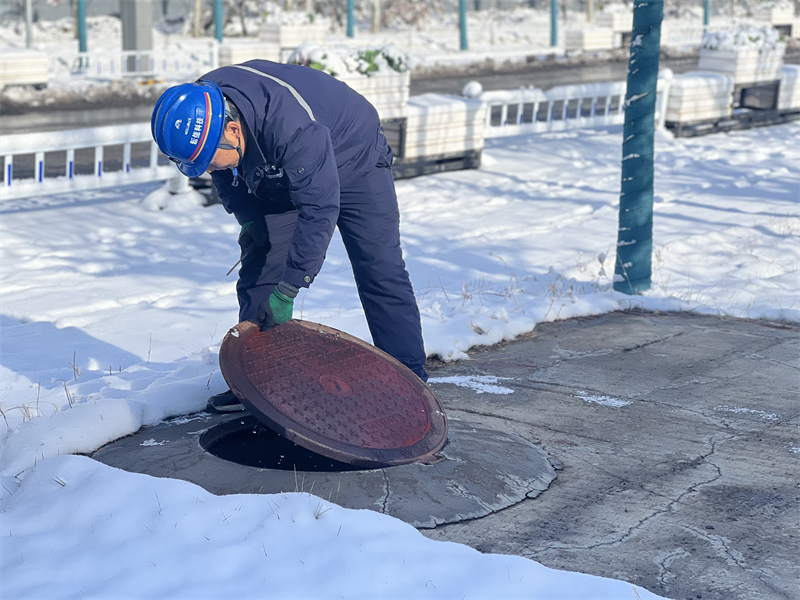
[[595, 11, 633, 32], [698, 43, 785, 83], [0, 48, 48, 89], [778, 64, 800, 110], [403, 94, 485, 160], [754, 6, 795, 25], [341, 71, 410, 121], [665, 71, 734, 123], [219, 41, 280, 66], [565, 27, 616, 52], [259, 22, 326, 48]]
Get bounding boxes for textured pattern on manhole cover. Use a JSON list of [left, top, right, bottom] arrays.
[[219, 320, 447, 467], [240, 326, 430, 449]]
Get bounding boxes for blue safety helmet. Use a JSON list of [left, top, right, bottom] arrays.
[[151, 81, 226, 178]]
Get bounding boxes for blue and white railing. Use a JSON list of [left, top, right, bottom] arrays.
[[49, 41, 218, 81], [0, 123, 178, 201], [481, 78, 671, 138], [1, 78, 675, 200]]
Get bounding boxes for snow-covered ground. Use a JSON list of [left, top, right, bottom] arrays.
[[1, 121, 798, 598]]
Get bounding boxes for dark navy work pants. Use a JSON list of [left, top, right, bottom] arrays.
[[235, 166, 428, 381]]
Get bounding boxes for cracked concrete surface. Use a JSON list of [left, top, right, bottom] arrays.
[[421, 310, 799, 600]]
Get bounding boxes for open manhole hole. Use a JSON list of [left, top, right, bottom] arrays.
[[200, 415, 366, 472]]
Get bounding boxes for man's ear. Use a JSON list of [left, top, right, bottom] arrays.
[[225, 120, 242, 140]]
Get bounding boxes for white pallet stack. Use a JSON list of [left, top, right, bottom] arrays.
[[259, 22, 326, 49], [565, 27, 616, 52], [595, 11, 633, 32], [403, 94, 485, 160], [754, 6, 795, 26], [778, 64, 800, 110], [698, 43, 786, 84], [219, 41, 280, 66], [0, 48, 48, 89], [665, 71, 734, 123], [340, 72, 410, 121]]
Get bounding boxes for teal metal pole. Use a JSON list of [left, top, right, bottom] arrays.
[[550, 0, 557, 46], [347, 0, 354, 37], [215, 0, 223, 42], [77, 0, 87, 52], [703, 0, 710, 28], [459, 0, 468, 50], [613, 0, 663, 295]]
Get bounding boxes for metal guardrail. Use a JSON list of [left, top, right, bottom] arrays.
[[49, 41, 219, 81], [0, 123, 178, 201], [1, 79, 674, 200], [481, 78, 671, 138]]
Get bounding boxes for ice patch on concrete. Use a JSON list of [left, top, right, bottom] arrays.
[[714, 405, 778, 420], [575, 390, 632, 407], [139, 438, 166, 446], [428, 376, 514, 394]]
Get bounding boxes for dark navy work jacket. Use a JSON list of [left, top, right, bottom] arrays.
[[203, 60, 391, 290]]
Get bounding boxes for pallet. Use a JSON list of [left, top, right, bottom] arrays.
[[666, 108, 800, 138], [392, 150, 482, 180]]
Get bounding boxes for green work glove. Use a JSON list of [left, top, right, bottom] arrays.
[[257, 281, 298, 331]]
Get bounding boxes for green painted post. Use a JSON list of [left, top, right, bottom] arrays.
[[550, 0, 557, 46], [459, 0, 468, 51], [613, 0, 663, 295], [214, 0, 223, 42], [347, 0, 355, 37], [704, 0, 710, 29], [77, 0, 88, 53]]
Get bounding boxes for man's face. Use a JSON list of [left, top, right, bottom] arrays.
[[206, 122, 244, 173]]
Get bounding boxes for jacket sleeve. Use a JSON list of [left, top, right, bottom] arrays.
[[276, 120, 341, 289]]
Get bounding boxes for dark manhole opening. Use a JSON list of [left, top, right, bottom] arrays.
[[200, 415, 372, 472]]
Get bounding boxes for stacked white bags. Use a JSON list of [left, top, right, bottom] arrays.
[[754, 4, 795, 26], [665, 72, 735, 123], [778, 65, 800, 110], [260, 22, 326, 49], [595, 9, 633, 32], [402, 94, 485, 160], [0, 48, 48, 89], [699, 24, 786, 84], [218, 41, 280, 66], [341, 72, 410, 121], [565, 27, 616, 52]]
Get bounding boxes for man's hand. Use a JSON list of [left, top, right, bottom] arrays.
[[238, 220, 268, 256], [257, 281, 299, 330]]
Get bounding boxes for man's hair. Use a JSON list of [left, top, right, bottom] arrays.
[[224, 97, 241, 124]]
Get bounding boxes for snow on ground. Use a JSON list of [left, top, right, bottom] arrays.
[[1, 122, 798, 598]]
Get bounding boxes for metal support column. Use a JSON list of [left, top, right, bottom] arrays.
[[215, 0, 223, 42], [550, 0, 558, 47], [25, 0, 33, 48], [614, 0, 664, 295], [459, 0, 468, 50], [347, 0, 354, 37], [121, 0, 153, 74], [77, 0, 88, 52]]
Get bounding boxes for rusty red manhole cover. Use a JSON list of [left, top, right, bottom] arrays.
[[218, 320, 448, 468]]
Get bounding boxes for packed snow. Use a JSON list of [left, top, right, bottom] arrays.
[[701, 22, 783, 51], [1, 120, 798, 598]]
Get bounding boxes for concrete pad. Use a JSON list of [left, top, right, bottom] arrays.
[[91, 414, 556, 529], [421, 310, 799, 600]]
